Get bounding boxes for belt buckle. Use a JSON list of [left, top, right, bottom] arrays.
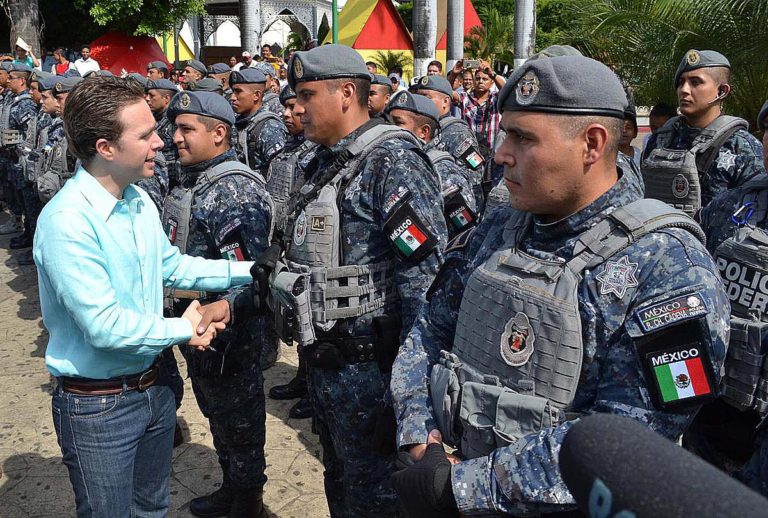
[[137, 369, 153, 391]]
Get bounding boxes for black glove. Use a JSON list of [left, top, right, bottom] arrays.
[[250, 243, 281, 313], [372, 405, 397, 456], [391, 441, 459, 518]]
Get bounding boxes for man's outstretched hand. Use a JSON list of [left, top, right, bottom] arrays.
[[196, 300, 231, 335], [181, 300, 226, 350]]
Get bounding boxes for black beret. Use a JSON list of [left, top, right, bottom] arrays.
[[279, 85, 296, 106], [146, 79, 178, 93], [0, 62, 13, 72], [229, 68, 266, 87], [185, 59, 208, 77], [127, 73, 149, 88], [189, 77, 224, 93], [287, 44, 370, 88], [674, 49, 730, 87], [30, 70, 53, 83], [758, 100, 768, 131], [10, 63, 32, 73], [411, 75, 453, 97], [385, 91, 439, 122], [371, 74, 393, 89], [53, 76, 83, 94], [208, 62, 231, 75], [498, 55, 627, 119], [167, 91, 235, 125], [38, 75, 58, 92], [147, 60, 168, 72]]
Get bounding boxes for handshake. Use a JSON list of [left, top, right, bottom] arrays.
[[180, 300, 232, 351]]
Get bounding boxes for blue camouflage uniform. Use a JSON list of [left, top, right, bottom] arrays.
[[136, 152, 170, 212], [643, 122, 764, 207], [0, 87, 20, 215], [391, 54, 730, 516], [263, 91, 283, 116], [7, 88, 40, 234], [428, 116, 485, 207], [234, 108, 287, 175], [430, 152, 478, 240]]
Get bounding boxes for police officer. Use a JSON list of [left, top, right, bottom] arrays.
[[684, 100, 768, 480], [386, 90, 478, 239], [642, 49, 764, 215], [208, 62, 233, 99], [164, 91, 273, 518], [0, 61, 24, 235], [199, 44, 448, 516], [36, 76, 82, 203], [390, 55, 729, 516], [147, 60, 170, 80], [265, 84, 319, 420], [251, 62, 283, 115], [190, 77, 226, 95], [368, 74, 393, 118], [145, 78, 180, 190], [181, 59, 208, 90], [5, 63, 40, 250], [229, 68, 287, 175]]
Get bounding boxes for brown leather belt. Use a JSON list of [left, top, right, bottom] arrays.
[[61, 364, 160, 395]]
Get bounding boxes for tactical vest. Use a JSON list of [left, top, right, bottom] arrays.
[[0, 92, 14, 133], [269, 124, 420, 346], [161, 160, 271, 255], [428, 149, 476, 235], [236, 110, 282, 169], [20, 112, 38, 182], [1, 93, 32, 146], [483, 179, 509, 217], [266, 139, 316, 239], [430, 199, 704, 458], [713, 177, 768, 415], [642, 115, 747, 215], [37, 136, 77, 203]]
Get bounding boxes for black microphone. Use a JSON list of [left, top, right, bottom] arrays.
[[559, 414, 768, 517], [709, 88, 728, 105]]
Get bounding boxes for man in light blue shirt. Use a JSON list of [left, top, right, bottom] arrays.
[[33, 76, 254, 517]]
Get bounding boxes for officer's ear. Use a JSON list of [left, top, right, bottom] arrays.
[[212, 121, 229, 145], [582, 122, 611, 167]]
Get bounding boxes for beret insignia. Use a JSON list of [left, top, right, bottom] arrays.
[[686, 50, 701, 66], [179, 93, 191, 109], [420, 76, 429, 86], [293, 58, 304, 79], [515, 71, 540, 106], [397, 93, 407, 104], [54, 82, 63, 92]]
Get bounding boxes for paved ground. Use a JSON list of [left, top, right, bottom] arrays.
[[0, 216, 330, 518]]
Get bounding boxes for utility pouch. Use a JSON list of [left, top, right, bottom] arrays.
[[429, 361, 461, 447], [304, 341, 346, 370], [271, 267, 315, 346], [722, 317, 768, 412]]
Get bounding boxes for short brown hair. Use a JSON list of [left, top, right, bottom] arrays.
[[326, 77, 370, 109], [63, 76, 146, 164]]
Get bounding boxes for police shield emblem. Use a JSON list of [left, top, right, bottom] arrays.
[[672, 174, 690, 198], [293, 211, 307, 246], [293, 58, 304, 79], [179, 93, 191, 109], [515, 71, 539, 106], [54, 82, 63, 93], [420, 76, 429, 86], [397, 92, 408, 105], [686, 50, 701, 66], [500, 312, 536, 367]]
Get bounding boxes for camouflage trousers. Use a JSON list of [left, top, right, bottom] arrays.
[[309, 361, 400, 517]]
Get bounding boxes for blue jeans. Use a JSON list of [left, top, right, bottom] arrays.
[[52, 382, 176, 518]]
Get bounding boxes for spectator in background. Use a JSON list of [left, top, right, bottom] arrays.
[[233, 51, 254, 71], [643, 102, 677, 150], [366, 61, 378, 74], [427, 60, 442, 76], [170, 69, 181, 84], [456, 60, 506, 157], [13, 39, 40, 69], [229, 56, 238, 69], [73, 45, 99, 76], [619, 103, 641, 168], [278, 64, 288, 89], [51, 48, 74, 75], [389, 65, 408, 90]]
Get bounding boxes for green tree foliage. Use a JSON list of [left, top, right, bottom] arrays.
[[285, 32, 305, 52], [537, 0, 577, 51], [566, 0, 768, 125], [396, 1, 413, 32], [463, 6, 514, 70], [372, 50, 412, 77], [73, 0, 207, 35]]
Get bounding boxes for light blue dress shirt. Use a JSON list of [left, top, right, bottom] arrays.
[[33, 168, 254, 379]]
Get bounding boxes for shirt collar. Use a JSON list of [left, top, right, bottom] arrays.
[[72, 167, 143, 221]]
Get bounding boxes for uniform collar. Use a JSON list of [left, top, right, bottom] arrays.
[[235, 106, 266, 128], [179, 148, 237, 178], [73, 167, 143, 221]]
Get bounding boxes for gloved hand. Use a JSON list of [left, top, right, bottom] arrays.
[[391, 430, 459, 518]]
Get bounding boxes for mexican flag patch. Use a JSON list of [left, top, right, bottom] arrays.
[[645, 344, 715, 408], [393, 222, 427, 256], [220, 242, 245, 261], [450, 207, 474, 229], [384, 202, 438, 262], [165, 219, 178, 244]]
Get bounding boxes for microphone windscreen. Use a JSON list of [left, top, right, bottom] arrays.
[[559, 413, 768, 517]]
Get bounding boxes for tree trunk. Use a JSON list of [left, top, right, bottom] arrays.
[[5, 0, 40, 56], [240, 0, 260, 54], [513, 0, 536, 68], [446, 0, 464, 72], [412, 0, 437, 77]]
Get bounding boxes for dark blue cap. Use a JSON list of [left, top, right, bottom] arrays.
[[279, 85, 296, 106], [127, 73, 149, 87], [30, 70, 53, 83], [167, 90, 235, 126], [85, 70, 113, 78], [59, 68, 82, 78], [411, 75, 453, 97], [53, 76, 83, 94], [674, 49, 731, 88], [385, 91, 439, 122], [190, 77, 224, 92], [10, 63, 32, 73], [252, 62, 275, 77], [147, 60, 168, 72], [0, 62, 12, 72], [288, 44, 370, 88], [498, 55, 627, 119], [526, 45, 582, 62], [38, 75, 58, 92], [146, 78, 178, 93], [371, 74, 393, 89], [208, 62, 231, 74], [229, 68, 266, 86], [185, 59, 208, 77]]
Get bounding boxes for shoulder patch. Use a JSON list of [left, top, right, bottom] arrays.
[[444, 190, 477, 234], [216, 217, 243, 245], [635, 292, 708, 333], [382, 185, 411, 215], [445, 227, 476, 254], [218, 228, 250, 261], [716, 149, 737, 171], [596, 255, 639, 298], [383, 202, 438, 262], [454, 138, 485, 170]]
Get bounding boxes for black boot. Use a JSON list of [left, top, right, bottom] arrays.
[[189, 485, 234, 517], [228, 489, 267, 518], [288, 396, 313, 419], [268, 351, 308, 400]]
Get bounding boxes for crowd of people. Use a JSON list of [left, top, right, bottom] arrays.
[[3, 36, 768, 518]]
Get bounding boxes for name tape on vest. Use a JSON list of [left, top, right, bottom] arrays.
[[636, 292, 708, 333]]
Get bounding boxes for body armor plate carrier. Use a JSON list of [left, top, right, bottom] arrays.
[[642, 115, 747, 215], [266, 139, 316, 239], [430, 199, 705, 458], [236, 111, 282, 169], [714, 177, 768, 415], [269, 124, 420, 346]]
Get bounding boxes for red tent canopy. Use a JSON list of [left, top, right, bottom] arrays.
[[89, 30, 172, 75]]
